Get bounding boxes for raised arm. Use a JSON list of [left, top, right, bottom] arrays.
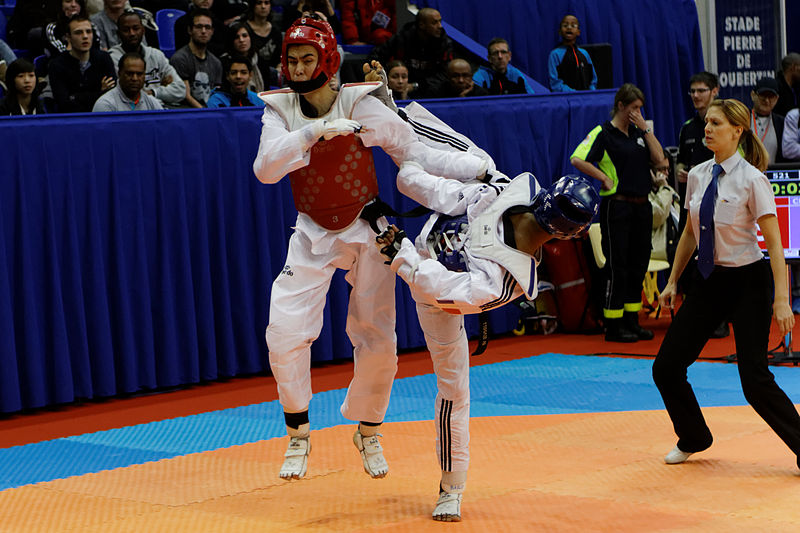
[[354, 96, 486, 181]]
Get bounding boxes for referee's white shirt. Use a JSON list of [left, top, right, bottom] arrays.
[[685, 152, 776, 267]]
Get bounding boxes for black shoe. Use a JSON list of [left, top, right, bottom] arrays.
[[605, 319, 639, 343], [710, 322, 730, 339], [624, 312, 654, 340]]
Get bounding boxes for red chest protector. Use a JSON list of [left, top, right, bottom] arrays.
[[288, 135, 378, 231]]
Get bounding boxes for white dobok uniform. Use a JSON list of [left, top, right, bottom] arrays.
[[390, 165, 542, 475], [252, 82, 484, 423]]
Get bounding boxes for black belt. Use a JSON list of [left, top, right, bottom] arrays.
[[359, 197, 431, 233]]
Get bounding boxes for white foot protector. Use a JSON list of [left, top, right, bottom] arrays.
[[664, 445, 693, 464], [353, 429, 388, 478], [432, 491, 462, 522], [280, 436, 310, 479]]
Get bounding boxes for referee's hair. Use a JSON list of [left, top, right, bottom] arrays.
[[709, 98, 769, 172]]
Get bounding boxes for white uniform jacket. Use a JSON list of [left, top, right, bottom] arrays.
[[392, 166, 541, 315], [252, 83, 485, 253]]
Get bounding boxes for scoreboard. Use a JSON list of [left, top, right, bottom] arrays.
[[762, 169, 800, 259]]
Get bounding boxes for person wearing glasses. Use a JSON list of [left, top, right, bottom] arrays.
[[169, 9, 223, 107], [748, 77, 785, 165], [653, 98, 800, 472], [473, 37, 535, 95], [547, 14, 597, 92]]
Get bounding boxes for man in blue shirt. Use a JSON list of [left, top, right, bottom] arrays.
[[473, 38, 534, 95], [547, 14, 597, 92], [207, 56, 265, 107]]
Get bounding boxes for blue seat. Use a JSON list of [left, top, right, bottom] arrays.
[[33, 54, 47, 77], [155, 9, 185, 58], [0, 6, 13, 20], [0, 10, 6, 41]]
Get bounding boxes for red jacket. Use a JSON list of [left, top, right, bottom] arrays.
[[340, 0, 396, 45]]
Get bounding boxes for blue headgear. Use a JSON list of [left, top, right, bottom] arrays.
[[530, 175, 599, 239]]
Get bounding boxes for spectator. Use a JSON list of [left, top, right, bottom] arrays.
[[239, 0, 282, 88], [369, 7, 454, 97], [170, 9, 222, 108], [474, 38, 534, 95], [340, 0, 395, 45], [428, 58, 488, 98], [784, 108, 800, 161], [0, 39, 16, 66], [93, 51, 162, 111], [570, 83, 668, 343], [5, 0, 61, 52], [209, 0, 247, 25], [547, 14, 597, 92], [677, 72, 719, 208], [0, 59, 47, 115], [749, 77, 785, 165], [86, 0, 104, 15], [91, 0, 138, 50], [48, 14, 117, 112], [649, 161, 680, 265], [775, 53, 800, 118], [282, 0, 341, 36], [174, 0, 226, 57], [206, 55, 265, 107], [385, 59, 417, 101], [109, 11, 186, 107], [221, 22, 265, 92], [45, 0, 101, 56]]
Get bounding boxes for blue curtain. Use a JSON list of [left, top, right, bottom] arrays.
[[0, 90, 612, 412], [419, 0, 706, 147]]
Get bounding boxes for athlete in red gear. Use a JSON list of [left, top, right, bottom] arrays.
[[253, 15, 487, 482]]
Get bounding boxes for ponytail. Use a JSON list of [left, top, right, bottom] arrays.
[[740, 129, 769, 172]]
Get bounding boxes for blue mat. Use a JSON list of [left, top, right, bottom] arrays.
[[2, 353, 799, 490]]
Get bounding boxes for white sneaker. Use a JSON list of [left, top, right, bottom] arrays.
[[353, 430, 388, 478], [279, 436, 310, 479], [664, 445, 693, 464], [432, 491, 462, 522]]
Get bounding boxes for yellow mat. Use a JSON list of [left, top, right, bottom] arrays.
[[3, 407, 799, 532]]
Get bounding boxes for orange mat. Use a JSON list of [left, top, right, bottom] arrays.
[[3, 407, 799, 532]]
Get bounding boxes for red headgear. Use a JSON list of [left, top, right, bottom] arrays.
[[281, 16, 341, 93]]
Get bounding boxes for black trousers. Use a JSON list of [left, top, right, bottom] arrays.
[[599, 197, 652, 314], [652, 260, 800, 456]]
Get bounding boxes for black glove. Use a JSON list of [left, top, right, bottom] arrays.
[[376, 225, 408, 264]]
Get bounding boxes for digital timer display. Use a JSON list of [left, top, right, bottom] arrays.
[[772, 179, 800, 196], [765, 168, 800, 260], [769, 169, 800, 196]]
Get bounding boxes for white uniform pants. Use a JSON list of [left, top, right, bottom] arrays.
[[416, 303, 470, 474], [266, 225, 398, 423]]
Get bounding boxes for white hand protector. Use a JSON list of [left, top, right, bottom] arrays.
[[301, 118, 363, 151], [320, 118, 363, 140]]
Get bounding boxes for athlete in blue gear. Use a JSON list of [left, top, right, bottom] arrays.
[[376, 169, 599, 522]]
